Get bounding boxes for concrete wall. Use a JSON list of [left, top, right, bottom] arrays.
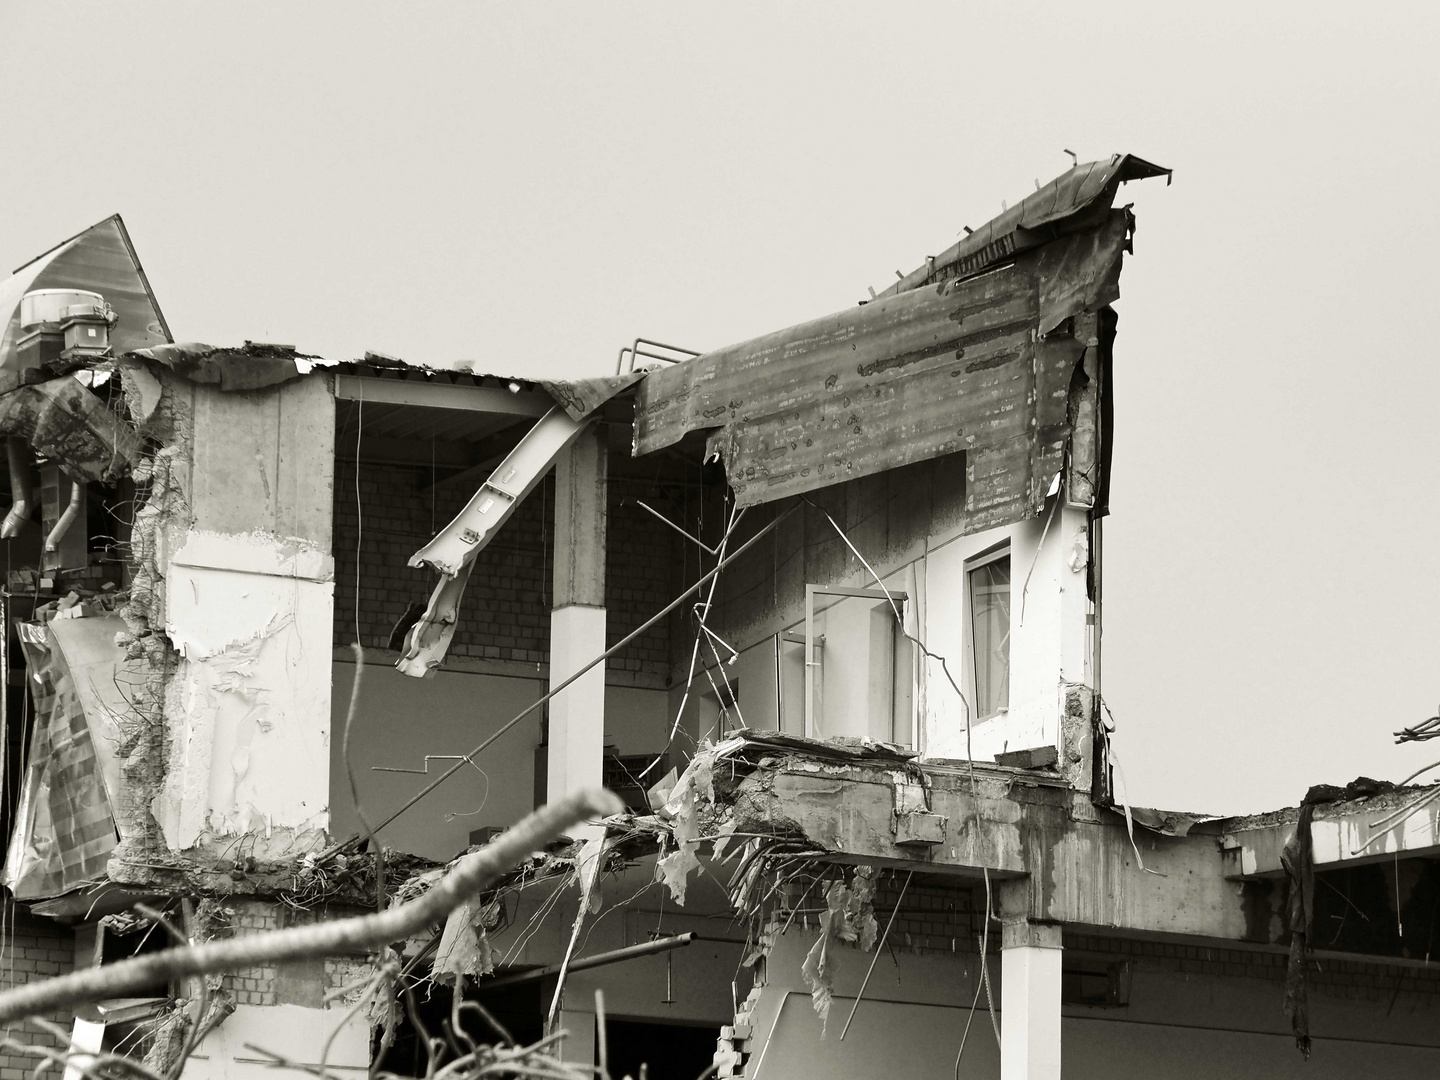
[[156, 374, 337, 861]]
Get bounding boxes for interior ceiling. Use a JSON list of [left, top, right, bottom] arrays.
[[336, 400, 519, 445], [335, 398, 708, 484]]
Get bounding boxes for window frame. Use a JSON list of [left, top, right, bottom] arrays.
[[965, 541, 1012, 723], [802, 584, 909, 740]]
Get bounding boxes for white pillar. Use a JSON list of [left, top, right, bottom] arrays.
[[557, 1009, 595, 1068], [548, 606, 606, 800], [547, 425, 607, 812], [1000, 921, 1062, 1080]]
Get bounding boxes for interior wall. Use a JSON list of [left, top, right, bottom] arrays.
[[329, 662, 543, 860], [743, 928, 1440, 1080], [333, 458, 673, 689], [329, 662, 670, 860]]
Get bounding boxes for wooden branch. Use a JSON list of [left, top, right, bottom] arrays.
[[0, 789, 622, 1023]]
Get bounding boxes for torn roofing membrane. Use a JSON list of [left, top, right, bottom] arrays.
[[877, 153, 1171, 300]]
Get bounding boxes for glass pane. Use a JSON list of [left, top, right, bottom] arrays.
[[969, 555, 1011, 717]]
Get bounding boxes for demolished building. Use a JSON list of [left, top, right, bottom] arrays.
[[0, 156, 1438, 1080]]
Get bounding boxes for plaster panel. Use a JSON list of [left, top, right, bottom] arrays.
[[160, 529, 336, 854], [161, 567, 334, 853]]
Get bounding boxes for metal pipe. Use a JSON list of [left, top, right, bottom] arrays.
[[615, 337, 702, 375], [45, 480, 82, 552], [1, 437, 33, 538], [475, 933, 695, 990]]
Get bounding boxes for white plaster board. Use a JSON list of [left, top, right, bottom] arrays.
[[184, 1003, 367, 1080], [920, 502, 1087, 763], [171, 529, 333, 582], [160, 566, 333, 849], [548, 605, 607, 807]]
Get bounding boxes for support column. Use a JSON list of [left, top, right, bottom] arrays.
[[547, 423, 607, 813], [557, 1009, 596, 1068], [1000, 920, 1062, 1080]]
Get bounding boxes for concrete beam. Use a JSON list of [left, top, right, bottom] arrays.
[[1221, 789, 1440, 878], [333, 373, 550, 416], [719, 748, 1267, 943]]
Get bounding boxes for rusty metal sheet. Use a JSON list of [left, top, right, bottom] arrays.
[[876, 153, 1168, 300], [0, 376, 141, 482], [0, 216, 170, 391], [634, 213, 1128, 521]]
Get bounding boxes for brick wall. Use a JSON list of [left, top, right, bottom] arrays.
[[333, 460, 673, 685], [0, 901, 75, 1077], [216, 901, 378, 1008], [872, 872, 983, 953]]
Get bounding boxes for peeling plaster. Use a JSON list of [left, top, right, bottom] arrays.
[[158, 530, 334, 853]]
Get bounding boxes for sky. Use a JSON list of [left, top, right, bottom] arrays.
[[2, 2, 1436, 814]]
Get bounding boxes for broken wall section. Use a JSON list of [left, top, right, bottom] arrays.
[[114, 362, 336, 875]]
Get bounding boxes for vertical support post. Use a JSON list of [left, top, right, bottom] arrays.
[[1001, 920, 1062, 1080], [547, 423, 607, 816], [557, 1009, 596, 1067]]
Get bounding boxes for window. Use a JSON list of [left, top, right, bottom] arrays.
[[776, 585, 913, 746], [968, 548, 1010, 718]]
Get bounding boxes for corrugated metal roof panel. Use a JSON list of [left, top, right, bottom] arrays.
[[634, 210, 1132, 523]]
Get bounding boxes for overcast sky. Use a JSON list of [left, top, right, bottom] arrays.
[[3, 3, 1436, 813]]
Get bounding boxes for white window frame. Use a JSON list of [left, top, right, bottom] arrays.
[[803, 584, 908, 739], [965, 542, 1011, 723]]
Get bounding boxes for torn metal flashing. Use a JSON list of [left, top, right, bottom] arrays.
[[876, 153, 1170, 300], [633, 214, 1128, 520], [124, 341, 316, 392]]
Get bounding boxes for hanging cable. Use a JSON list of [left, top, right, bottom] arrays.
[[320, 501, 800, 852]]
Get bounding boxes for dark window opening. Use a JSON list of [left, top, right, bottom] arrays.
[[604, 1018, 720, 1080], [1062, 959, 1129, 1008]]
